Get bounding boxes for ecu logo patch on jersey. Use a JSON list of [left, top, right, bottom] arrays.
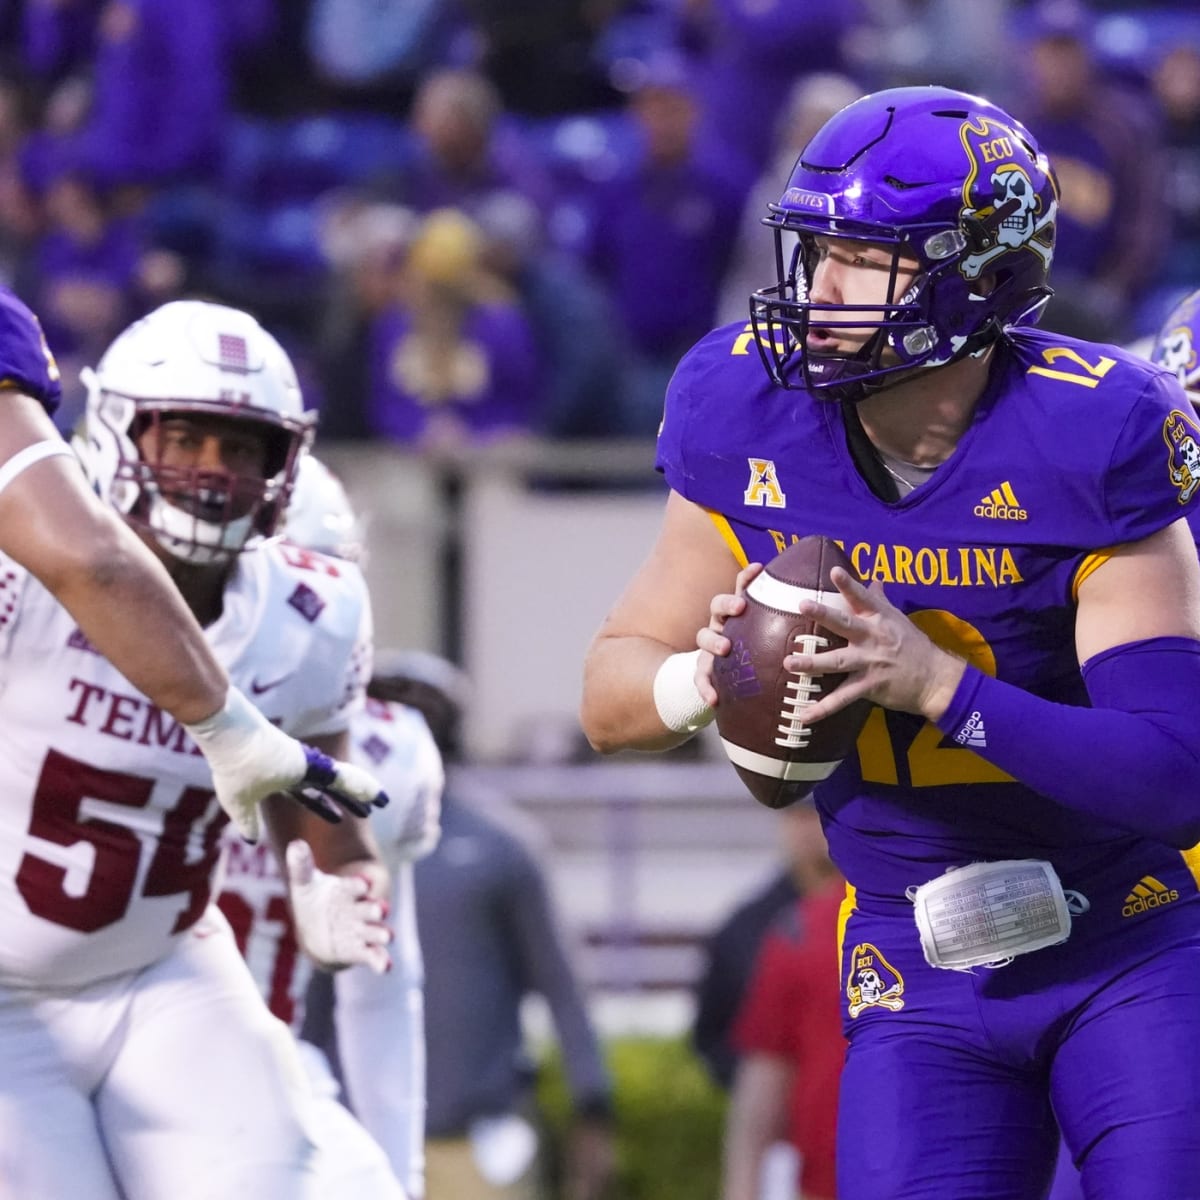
[[744, 459, 786, 508], [1164, 408, 1200, 504], [846, 942, 905, 1018]]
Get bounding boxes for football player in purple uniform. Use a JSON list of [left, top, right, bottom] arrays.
[[582, 86, 1200, 1198], [0, 286, 383, 843]]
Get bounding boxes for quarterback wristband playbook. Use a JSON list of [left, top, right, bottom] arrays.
[[909, 858, 1075, 971], [934, 636, 1200, 846], [653, 649, 716, 734]]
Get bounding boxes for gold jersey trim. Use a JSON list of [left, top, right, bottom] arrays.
[[1072, 548, 1116, 601], [706, 509, 749, 568]]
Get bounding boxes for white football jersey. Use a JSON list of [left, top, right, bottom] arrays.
[[0, 538, 371, 989], [218, 696, 443, 1030]]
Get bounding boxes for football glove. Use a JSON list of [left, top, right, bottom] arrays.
[[285, 839, 391, 974], [185, 686, 388, 842]]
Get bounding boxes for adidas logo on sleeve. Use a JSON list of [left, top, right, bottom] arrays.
[[951, 710, 987, 749]]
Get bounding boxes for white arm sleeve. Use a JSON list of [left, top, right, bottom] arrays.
[[335, 863, 426, 1200]]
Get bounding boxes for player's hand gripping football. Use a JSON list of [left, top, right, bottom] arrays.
[[185, 686, 389, 842], [694, 561, 765, 705], [782, 566, 967, 722], [285, 840, 392, 974]]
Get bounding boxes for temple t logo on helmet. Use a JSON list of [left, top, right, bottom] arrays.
[[750, 86, 1059, 403]]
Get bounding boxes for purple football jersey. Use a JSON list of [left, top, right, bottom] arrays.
[[0, 289, 61, 417], [658, 321, 1198, 900]]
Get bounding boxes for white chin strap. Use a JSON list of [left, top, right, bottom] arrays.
[[146, 492, 255, 565]]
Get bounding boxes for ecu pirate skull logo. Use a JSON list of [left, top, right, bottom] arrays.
[[1156, 324, 1198, 389], [1165, 408, 1200, 504], [957, 117, 1056, 281], [846, 942, 905, 1018]]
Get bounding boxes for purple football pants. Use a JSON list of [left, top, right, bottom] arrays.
[[837, 876, 1200, 1199]]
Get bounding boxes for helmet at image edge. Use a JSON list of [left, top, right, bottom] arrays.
[[750, 85, 1059, 403], [1151, 288, 1200, 398], [80, 300, 316, 564]]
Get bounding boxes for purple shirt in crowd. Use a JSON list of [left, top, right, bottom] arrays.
[[367, 300, 542, 444], [585, 153, 744, 358], [81, 0, 230, 185]]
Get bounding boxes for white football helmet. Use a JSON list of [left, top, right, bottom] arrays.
[[80, 300, 315, 565], [282, 455, 365, 563]]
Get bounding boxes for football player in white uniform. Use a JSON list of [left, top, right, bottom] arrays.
[[0, 301, 390, 1200], [0, 286, 384, 849], [218, 455, 443, 1199]]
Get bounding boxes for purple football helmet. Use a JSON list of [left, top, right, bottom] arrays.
[[751, 86, 1058, 402], [1152, 288, 1200, 398]]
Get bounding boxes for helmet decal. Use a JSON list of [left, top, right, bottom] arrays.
[[958, 117, 1056, 280], [1152, 289, 1200, 397]]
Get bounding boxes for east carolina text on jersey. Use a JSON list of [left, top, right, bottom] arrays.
[[758, 534, 1025, 587], [0, 538, 372, 988]]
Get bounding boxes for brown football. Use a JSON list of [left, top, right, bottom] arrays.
[[713, 534, 872, 809]]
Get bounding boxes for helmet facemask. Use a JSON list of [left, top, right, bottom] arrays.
[[80, 300, 316, 566], [124, 407, 306, 566], [749, 87, 1058, 404], [752, 228, 942, 402]]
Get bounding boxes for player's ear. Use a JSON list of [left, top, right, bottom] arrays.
[[973, 274, 998, 298]]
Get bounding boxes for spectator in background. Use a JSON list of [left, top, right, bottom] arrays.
[[579, 51, 744, 436], [1014, 0, 1169, 342], [306, 0, 467, 112], [0, 74, 41, 291], [454, 0, 623, 116], [716, 72, 863, 328], [19, 0, 103, 85], [721, 805, 845, 1200], [680, 0, 868, 187], [844, 0, 1012, 99], [1150, 43, 1200, 298], [375, 650, 616, 1200], [691, 807, 814, 1091], [474, 191, 625, 440], [315, 201, 417, 441], [29, 158, 146, 429], [380, 67, 555, 223], [71, 0, 233, 189], [367, 207, 544, 450]]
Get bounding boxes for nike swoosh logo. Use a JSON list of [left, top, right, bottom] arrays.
[[250, 673, 293, 695]]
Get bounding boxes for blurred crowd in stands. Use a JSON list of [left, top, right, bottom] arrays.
[[0, 0, 1196, 443]]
